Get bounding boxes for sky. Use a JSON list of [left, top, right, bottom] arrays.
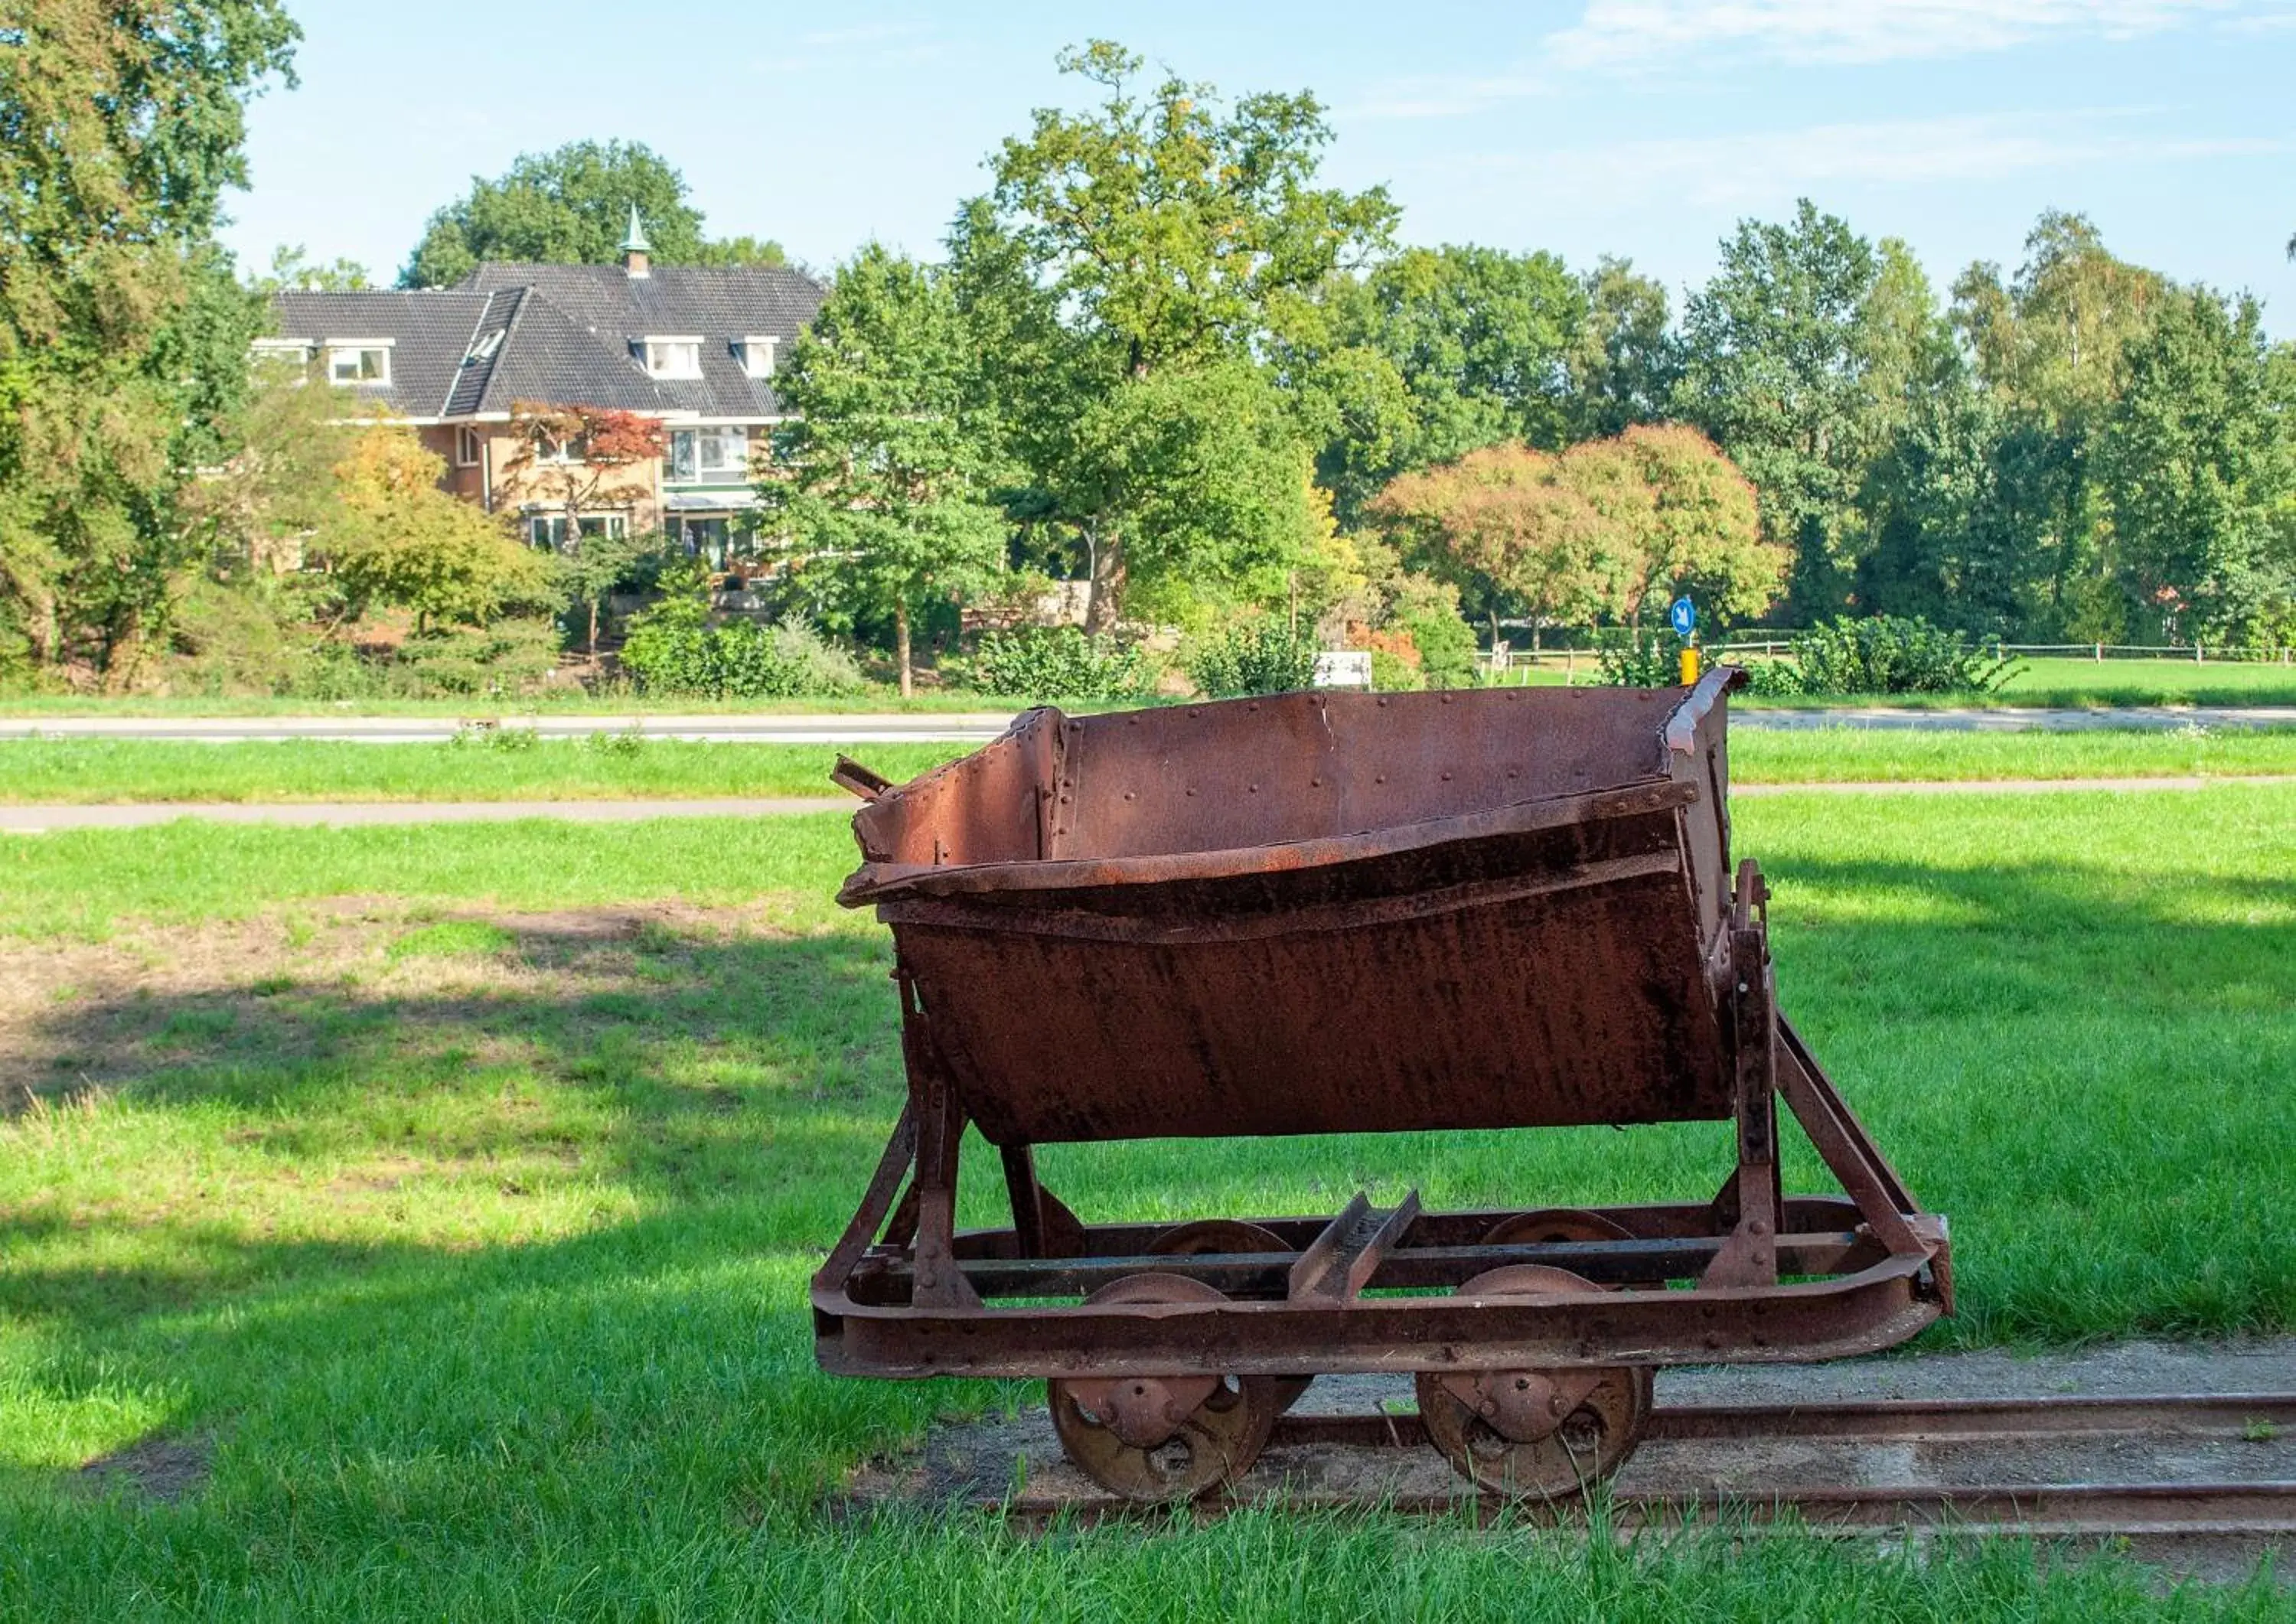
[[227, 0, 2296, 322]]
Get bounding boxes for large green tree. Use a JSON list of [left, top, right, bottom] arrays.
[[762, 246, 1008, 696], [955, 41, 1394, 631], [1293, 245, 1587, 523], [400, 140, 784, 288], [1565, 256, 1680, 441], [0, 0, 298, 682], [2098, 287, 2296, 647], [1675, 201, 1916, 615]]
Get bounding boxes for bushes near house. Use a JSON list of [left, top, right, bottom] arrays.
[[970, 627, 1155, 703], [618, 583, 863, 700], [1782, 616, 2019, 696]]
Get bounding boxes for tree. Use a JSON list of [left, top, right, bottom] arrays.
[[1675, 200, 1898, 615], [2098, 287, 2296, 647], [1369, 429, 1778, 641], [0, 0, 299, 683], [762, 246, 1008, 696], [401, 140, 706, 288], [957, 41, 1395, 631], [1949, 212, 2167, 630], [325, 429, 556, 632], [496, 403, 667, 656], [692, 235, 789, 270], [1566, 256, 1680, 440], [258, 244, 372, 292], [1294, 245, 1587, 523]]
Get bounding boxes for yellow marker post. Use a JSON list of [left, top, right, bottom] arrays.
[[1678, 644, 1699, 685]]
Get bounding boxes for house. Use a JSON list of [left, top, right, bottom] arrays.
[[262, 212, 825, 564]]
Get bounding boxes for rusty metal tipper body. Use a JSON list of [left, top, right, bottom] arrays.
[[815, 668, 1950, 1500]]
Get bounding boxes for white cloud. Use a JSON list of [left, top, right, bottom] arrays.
[[1447, 111, 2283, 207], [1548, 0, 2242, 68]]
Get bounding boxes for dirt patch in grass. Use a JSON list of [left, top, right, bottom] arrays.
[[0, 898, 801, 1105], [77, 1433, 213, 1503]]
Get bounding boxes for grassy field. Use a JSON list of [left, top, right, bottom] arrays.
[[3, 791, 2293, 1617], [1489, 654, 2296, 707], [4, 723, 2296, 804]]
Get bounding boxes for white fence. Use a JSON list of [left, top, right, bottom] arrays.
[[1475, 640, 2296, 680]]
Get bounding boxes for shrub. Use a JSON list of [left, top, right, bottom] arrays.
[[971, 626, 1153, 703], [1368, 648, 1421, 692], [1595, 632, 1684, 688], [618, 602, 863, 699], [393, 618, 563, 696], [1789, 615, 2017, 696], [1397, 606, 1477, 690], [1186, 618, 1319, 698]]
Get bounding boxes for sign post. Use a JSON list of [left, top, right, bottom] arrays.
[[1668, 596, 1698, 684]]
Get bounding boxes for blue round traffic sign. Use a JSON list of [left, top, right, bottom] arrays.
[[1668, 595, 1697, 638]]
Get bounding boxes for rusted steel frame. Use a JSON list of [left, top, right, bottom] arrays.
[[1704, 864, 1782, 1290], [807, 1101, 915, 1303], [944, 1196, 1878, 1260], [898, 967, 979, 1311], [1776, 1017, 1926, 1258], [876, 852, 1684, 946], [830, 755, 895, 802], [866, 1230, 1875, 1300], [816, 1247, 1943, 1378], [840, 780, 1698, 905], [1287, 1192, 1423, 1302]]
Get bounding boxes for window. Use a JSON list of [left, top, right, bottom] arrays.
[[535, 432, 588, 465], [739, 336, 778, 378], [665, 426, 748, 484], [465, 329, 504, 364], [325, 342, 391, 384], [641, 337, 703, 379], [454, 426, 484, 468], [251, 338, 312, 370], [527, 512, 629, 549]]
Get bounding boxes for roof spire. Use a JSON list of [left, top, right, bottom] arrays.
[[621, 205, 652, 277]]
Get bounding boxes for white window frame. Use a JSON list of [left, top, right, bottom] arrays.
[[740, 336, 778, 379], [534, 432, 586, 466], [324, 339, 393, 385], [665, 425, 749, 484], [641, 335, 704, 380], [454, 426, 484, 468]]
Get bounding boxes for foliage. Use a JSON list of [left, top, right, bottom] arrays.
[[1786, 615, 2018, 696], [2097, 286, 2296, 648], [1369, 427, 1780, 637], [1394, 602, 1477, 689], [762, 245, 1008, 696], [390, 617, 563, 696], [970, 626, 1154, 702], [1185, 615, 1319, 697], [0, 0, 298, 683], [957, 41, 1394, 631], [400, 140, 705, 288], [618, 566, 862, 698], [1594, 633, 1684, 688], [497, 403, 667, 656], [1565, 256, 1680, 441], [325, 429, 557, 631]]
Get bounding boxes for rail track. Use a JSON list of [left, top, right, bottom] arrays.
[[978, 1391, 2296, 1555]]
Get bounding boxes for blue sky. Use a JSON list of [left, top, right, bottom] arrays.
[[230, 1, 2294, 323]]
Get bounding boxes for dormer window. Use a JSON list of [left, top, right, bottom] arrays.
[[739, 336, 778, 379], [325, 340, 392, 384], [641, 337, 703, 380], [466, 329, 505, 364]]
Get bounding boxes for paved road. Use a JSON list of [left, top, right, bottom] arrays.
[[6, 774, 2291, 832], [5, 704, 2296, 743]]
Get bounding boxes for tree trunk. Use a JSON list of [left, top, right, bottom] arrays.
[[586, 598, 599, 661], [895, 598, 913, 699], [1084, 525, 1126, 637]]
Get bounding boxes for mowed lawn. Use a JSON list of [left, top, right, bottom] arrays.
[[2, 788, 2294, 1619], [5, 723, 2296, 804]]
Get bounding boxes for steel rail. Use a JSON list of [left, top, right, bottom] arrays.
[[1267, 1391, 2296, 1450]]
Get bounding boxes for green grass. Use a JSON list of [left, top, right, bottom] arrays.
[[5, 725, 2296, 805], [3, 793, 2293, 1616]]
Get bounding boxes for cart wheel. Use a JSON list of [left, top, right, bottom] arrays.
[[1481, 1208, 1634, 1248], [1049, 1273, 1282, 1502], [1414, 1264, 1652, 1498], [1147, 1221, 1313, 1414]]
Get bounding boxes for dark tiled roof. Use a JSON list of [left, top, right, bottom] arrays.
[[461, 262, 827, 417], [269, 289, 494, 419], [269, 260, 826, 422]]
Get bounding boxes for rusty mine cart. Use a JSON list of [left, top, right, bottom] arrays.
[[813, 667, 1952, 1502]]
